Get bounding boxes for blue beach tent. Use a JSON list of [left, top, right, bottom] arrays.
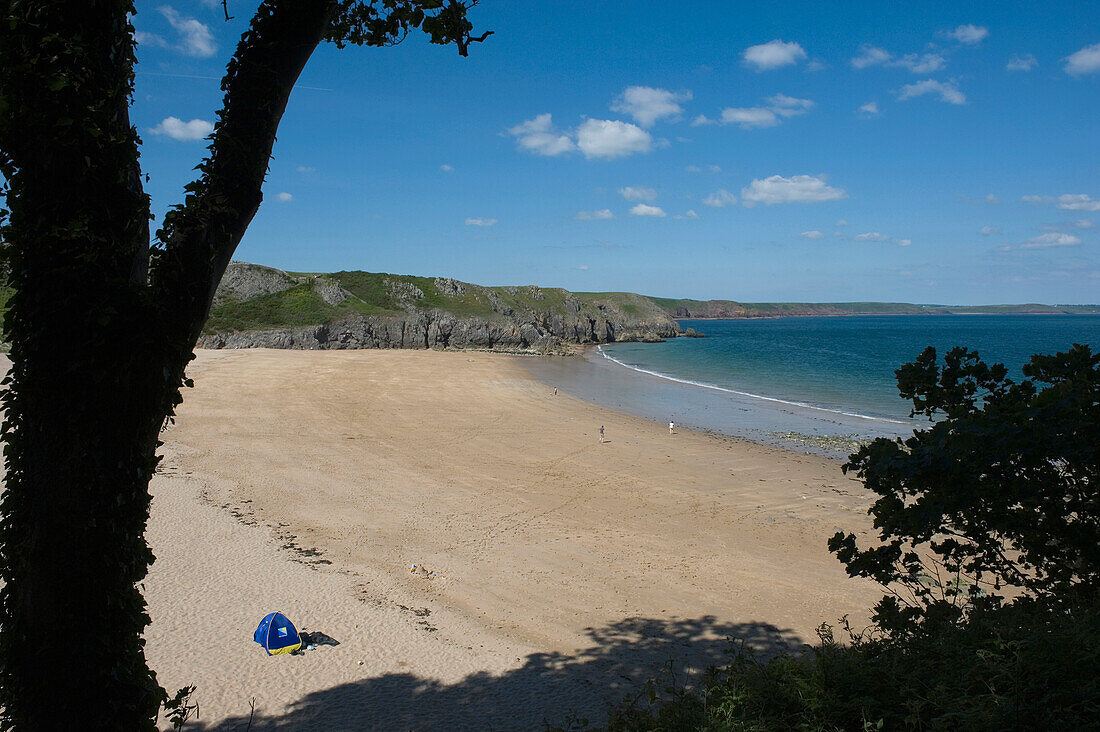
[[254, 612, 302, 656]]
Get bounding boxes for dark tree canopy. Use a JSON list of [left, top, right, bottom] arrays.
[[0, 1, 486, 729], [831, 344, 1100, 630]]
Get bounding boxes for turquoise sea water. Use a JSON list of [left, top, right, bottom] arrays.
[[522, 315, 1100, 456]]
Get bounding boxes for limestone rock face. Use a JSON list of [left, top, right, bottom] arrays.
[[200, 262, 683, 353]]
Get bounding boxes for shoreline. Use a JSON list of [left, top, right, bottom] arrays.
[[520, 344, 911, 459], [145, 348, 881, 729]]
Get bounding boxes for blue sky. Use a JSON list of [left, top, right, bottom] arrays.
[[132, 1, 1099, 304]]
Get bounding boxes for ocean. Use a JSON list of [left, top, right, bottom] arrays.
[[521, 314, 1100, 457]]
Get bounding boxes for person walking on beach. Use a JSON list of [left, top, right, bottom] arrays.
[[669, 421, 675, 435], [599, 425, 605, 443]]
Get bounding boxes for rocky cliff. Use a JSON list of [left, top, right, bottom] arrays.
[[198, 262, 681, 352]]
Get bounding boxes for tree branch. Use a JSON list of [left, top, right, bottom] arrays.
[[148, 0, 337, 351]]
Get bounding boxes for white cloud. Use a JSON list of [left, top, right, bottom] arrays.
[[296, 165, 315, 173], [576, 264, 590, 271], [851, 44, 945, 74], [507, 114, 576, 156], [676, 209, 700, 219], [858, 101, 880, 117], [742, 40, 807, 71], [767, 94, 815, 117], [980, 226, 1000, 235], [703, 189, 738, 208], [575, 119, 652, 160], [149, 116, 213, 141], [611, 86, 692, 127], [836, 219, 849, 226], [800, 230, 825, 239], [897, 238, 912, 247], [943, 24, 989, 45], [695, 94, 814, 130], [630, 204, 666, 217], [575, 209, 614, 220], [619, 186, 657, 202], [985, 193, 1000, 203], [708, 164, 722, 173], [999, 233, 1082, 251], [1057, 194, 1100, 211], [465, 217, 497, 227], [1007, 53, 1038, 71], [1074, 219, 1095, 229], [854, 232, 892, 242], [741, 174, 847, 206], [1065, 43, 1100, 76], [717, 107, 779, 129], [158, 6, 216, 58], [440, 164, 454, 172], [897, 79, 966, 105], [685, 165, 701, 172], [851, 45, 893, 69], [135, 31, 168, 48], [276, 192, 292, 202]]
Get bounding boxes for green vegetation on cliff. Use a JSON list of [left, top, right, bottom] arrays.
[[200, 262, 1100, 338]]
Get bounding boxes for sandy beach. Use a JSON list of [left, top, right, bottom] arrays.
[[144, 348, 881, 730]]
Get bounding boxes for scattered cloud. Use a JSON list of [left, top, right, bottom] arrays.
[[741, 174, 847, 206], [851, 44, 946, 74], [465, 217, 497, 227], [575, 209, 614, 220], [1074, 219, 1095, 229], [611, 86, 692, 127], [1007, 53, 1038, 71], [440, 164, 454, 172], [800, 230, 825, 239], [985, 193, 1000, 203], [158, 5, 217, 58], [296, 165, 315, 173], [674, 209, 700, 220], [703, 189, 738, 208], [851, 45, 893, 69], [980, 226, 1000, 235], [693, 94, 813, 130], [998, 233, 1082, 251], [1065, 43, 1100, 76], [858, 101, 880, 117], [507, 114, 576, 156], [853, 232, 892, 242], [576, 264, 590, 270], [897, 79, 966, 105], [149, 116, 213, 141], [1058, 194, 1100, 211], [836, 219, 849, 226], [135, 31, 169, 48], [742, 40, 807, 71], [619, 186, 657, 202], [853, 232, 911, 245], [276, 192, 292, 202], [576, 119, 651, 160], [1026, 194, 1100, 212], [630, 204, 666, 217], [942, 24, 989, 45]]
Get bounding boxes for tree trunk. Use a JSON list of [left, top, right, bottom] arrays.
[[0, 1, 335, 727]]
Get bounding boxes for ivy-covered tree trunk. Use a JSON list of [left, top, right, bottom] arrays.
[[0, 1, 336, 727]]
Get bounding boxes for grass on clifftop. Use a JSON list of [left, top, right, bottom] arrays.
[[203, 284, 377, 334]]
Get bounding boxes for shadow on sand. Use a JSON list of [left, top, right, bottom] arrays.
[[196, 615, 802, 731]]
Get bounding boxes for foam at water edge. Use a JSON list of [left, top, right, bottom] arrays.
[[596, 345, 909, 425]]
